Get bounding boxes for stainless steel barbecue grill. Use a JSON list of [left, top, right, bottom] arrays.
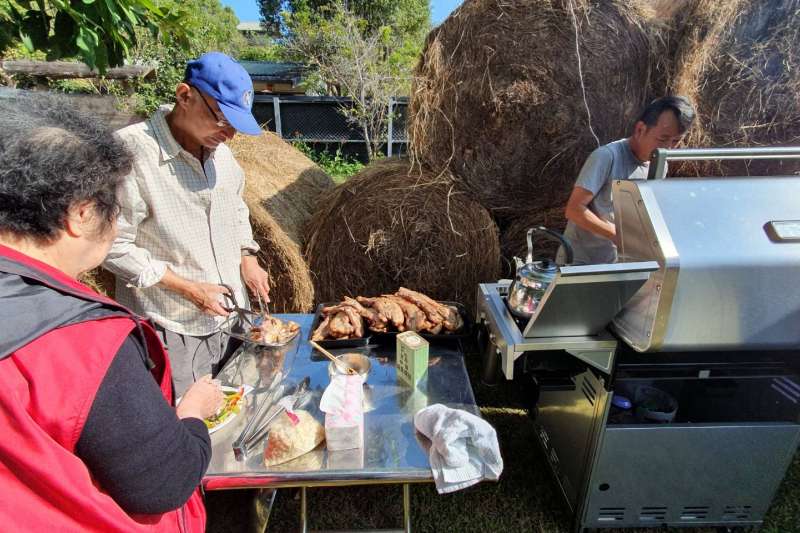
[[477, 147, 800, 532]]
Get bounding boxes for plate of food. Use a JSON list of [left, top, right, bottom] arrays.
[[222, 311, 301, 348], [204, 385, 253, 434]]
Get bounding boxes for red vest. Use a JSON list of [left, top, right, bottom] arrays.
[[0, 247, 206, 532]]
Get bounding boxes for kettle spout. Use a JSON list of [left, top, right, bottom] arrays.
[[513, 256, 525, 272]]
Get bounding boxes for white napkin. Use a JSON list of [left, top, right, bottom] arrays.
[[320, 373, 364, 413], [414, 403, 503, 494]]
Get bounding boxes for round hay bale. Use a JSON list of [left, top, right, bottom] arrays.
[[229, 132, 334, 245], [408, 0, 662, 221], [499, 208, 567, 277], [230, 132, 333, 313], [304, 158, 501, 311], [637, 0, 694, 20], [245, 206, 316, 313], [79, 267, 117, 298], [670, 0, 800, 176]]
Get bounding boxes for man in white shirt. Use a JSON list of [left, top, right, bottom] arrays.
[[104, 52, 271, 395], [557, 96, 695, 265]]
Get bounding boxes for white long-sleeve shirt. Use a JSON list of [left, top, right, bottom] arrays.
[[104, 106, 259, 335]]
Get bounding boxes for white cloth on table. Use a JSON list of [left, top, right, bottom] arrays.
[[413, 403, 503, 494]]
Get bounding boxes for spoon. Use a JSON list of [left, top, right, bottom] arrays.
[[309, 341, 357, 375]]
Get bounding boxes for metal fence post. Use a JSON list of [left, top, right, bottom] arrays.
[[387, 97, 394, 157], [272, 96, 282, 138]]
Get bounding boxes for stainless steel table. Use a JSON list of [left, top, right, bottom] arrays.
[[203, 314, 479, 532]]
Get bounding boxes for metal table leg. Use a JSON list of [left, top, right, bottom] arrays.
[[402, 484, 411, 533], [301, 486, 308, 533], [250, 488, 277, 533]]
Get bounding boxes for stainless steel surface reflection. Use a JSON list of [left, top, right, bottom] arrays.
[[204, 314, 478, 490]]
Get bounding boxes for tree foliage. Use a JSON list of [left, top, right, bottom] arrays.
[[0, 0, 192, 73], [285, 2, 428, 160], [258, 0, 428, 40], [123, 0, 245, 114]]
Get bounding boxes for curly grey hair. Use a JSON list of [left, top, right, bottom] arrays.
[[0, 92, 133, 242]]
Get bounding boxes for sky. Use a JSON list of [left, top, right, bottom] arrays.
[[220, 0, 463, 24]]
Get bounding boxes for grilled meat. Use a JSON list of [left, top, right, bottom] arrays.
[[441, 305, 464, 332], [371, 297, 405, 330], [396, 289, 442, 325], [312, 315, 332, 341], [382, 294, 428, 332], [329, 311, 355, 337]]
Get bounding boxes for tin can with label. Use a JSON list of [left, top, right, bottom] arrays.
[[396, 331, 429, 387]]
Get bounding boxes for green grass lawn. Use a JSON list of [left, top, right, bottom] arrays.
[[206, 348, 800, 533]]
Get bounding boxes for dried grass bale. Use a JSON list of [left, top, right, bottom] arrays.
[[78, 267, 117, 298], [304, 158, 501, 311], [408, 0, 662, 220], [637, 0, 694, 20], [230, 132, 332, 312], [500, 207, 567, 276], [228, 132, 334, 245], [670, 0, 800, 176], [244, 200, 316, 313]]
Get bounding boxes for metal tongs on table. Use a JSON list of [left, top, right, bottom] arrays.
[[232, 376, 312, 461]]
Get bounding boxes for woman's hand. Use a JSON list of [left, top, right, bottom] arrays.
[[176, 374, 224, 421]]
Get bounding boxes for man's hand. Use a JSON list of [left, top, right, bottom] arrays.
[[183, 282, 231, 316], [564, 186, 617, 241], [158, 268, 230, 316], [241, 254, 271, 306]]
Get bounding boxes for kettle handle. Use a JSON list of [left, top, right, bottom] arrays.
[[526, 226, 574, 265]]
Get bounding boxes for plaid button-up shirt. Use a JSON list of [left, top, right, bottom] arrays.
[[104, 106, 259, 336]]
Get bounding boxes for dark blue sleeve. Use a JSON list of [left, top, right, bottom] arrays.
[[75, 334, 212, 515]]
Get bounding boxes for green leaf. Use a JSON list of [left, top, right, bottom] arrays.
[[117, 3, 138, 26], [52, 10, 77, 51], [19, 32, 34, 51], [76, 26, 98, 69], [94, 38, 109, 72], [102, 0, 122, 24], [135, 0, 163, 16], [19, 10, 49, 49]]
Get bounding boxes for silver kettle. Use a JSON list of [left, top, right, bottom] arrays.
[[506, 226, 573, 320]]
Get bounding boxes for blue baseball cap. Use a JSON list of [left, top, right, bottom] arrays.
[[184, 52, 261, 136]]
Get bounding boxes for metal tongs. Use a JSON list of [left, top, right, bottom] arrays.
[[232, 376, 312, 461]]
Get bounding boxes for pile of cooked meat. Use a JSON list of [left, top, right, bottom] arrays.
[[250, 315, 300, 345], [312, 287, 464, 341]]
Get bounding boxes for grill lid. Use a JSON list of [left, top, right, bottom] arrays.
[[612, 149, 800, 352]]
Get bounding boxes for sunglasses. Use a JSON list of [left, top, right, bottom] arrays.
[[190, 85, 231, 129]]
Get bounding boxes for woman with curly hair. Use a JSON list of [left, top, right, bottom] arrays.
[[0, 92, 222, 532]]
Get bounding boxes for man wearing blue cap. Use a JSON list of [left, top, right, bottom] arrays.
[[105, 52, 271, 395]]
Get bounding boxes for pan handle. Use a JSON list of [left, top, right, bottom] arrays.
[[531, 226, 574, 265]]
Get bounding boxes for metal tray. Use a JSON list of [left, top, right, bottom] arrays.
[[220, 309, 300, 348], [370, 301, 473, 344], [307, 303, 372, 349]]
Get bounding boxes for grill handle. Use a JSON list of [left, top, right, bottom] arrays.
[[647, 146, 800, 179]]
